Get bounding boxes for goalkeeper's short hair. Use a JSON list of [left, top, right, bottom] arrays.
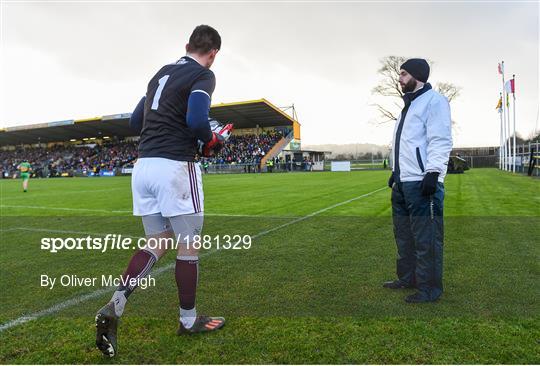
[[187, 25, 221, 54]]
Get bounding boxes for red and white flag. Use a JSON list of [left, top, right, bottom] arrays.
[[498, 62, 504, 75]]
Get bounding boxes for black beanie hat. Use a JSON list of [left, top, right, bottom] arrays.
[[400, 58, 430, 83]]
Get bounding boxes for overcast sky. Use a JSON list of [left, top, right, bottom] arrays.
[[1, 1, 538, 147]]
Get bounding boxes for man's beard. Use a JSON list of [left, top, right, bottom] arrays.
[[400, 78, 418, 93]]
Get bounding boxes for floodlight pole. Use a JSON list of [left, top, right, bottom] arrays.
[[279, 104, 298, 122]]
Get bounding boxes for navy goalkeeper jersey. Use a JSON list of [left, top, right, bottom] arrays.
[[138, 56, 216, 162]]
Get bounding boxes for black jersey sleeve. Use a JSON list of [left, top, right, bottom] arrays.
[[190, 70, 216, 98], [129, 96, 146, 133]]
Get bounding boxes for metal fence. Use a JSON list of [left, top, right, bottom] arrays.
[[460, 141, 540, 176], [202, 161, 315, 174], [499, 141, 540, 176], [459, 155, 498, 169], [204, 159, 391, 174]]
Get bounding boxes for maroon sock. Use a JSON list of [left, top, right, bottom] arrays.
[[175, 256, 199, 310], [118, 249, 157, 296]]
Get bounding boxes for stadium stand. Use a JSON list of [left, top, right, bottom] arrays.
[[208, 130, 286, 164], [0, 141, 139, 178], [0, 99, 315, 177]]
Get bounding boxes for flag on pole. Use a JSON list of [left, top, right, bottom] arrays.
[[498, 62, 504, 74], [496, 96, 502, 112], [505, 79, 515, 94], [506, 93, 510, 107]]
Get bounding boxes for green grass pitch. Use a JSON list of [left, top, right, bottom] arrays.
[[0, 168, 539, 364]]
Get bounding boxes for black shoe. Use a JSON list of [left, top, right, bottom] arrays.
[[383, 280, 414, 289], [177, 315, 225, 335], [95, 302, 119, 357], [405, 292, 437, 303]]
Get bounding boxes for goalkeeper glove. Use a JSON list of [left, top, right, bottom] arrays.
[[201, 123, 233, 157]]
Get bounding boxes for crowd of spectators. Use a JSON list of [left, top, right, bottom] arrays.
[[1, 129, 290, 178], [206, 130, 286, 165], [1, 141, 138, 178]]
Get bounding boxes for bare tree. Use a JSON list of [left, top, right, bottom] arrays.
[[371, 56, 405, 100], [371, 56, 461, 123], [435, 82, 461, 103]]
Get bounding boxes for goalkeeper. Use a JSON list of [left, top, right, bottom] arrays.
[[95, 25, 230, 358]]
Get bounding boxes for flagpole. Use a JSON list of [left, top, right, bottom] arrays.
[[512, 74, 516, 173], [501, 61, 508, 170], [499, 93, 504, 170], [503, 103, 507, 170], [506, 87, 511, 171]]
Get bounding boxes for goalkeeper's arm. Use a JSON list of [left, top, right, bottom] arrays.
[[186, 91, 213, 143], [129, 96, 145, 133]]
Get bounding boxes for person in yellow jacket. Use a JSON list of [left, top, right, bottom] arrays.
[[266, 158, 274, 173]]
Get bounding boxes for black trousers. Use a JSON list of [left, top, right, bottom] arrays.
[[391, 181, 445, 301]]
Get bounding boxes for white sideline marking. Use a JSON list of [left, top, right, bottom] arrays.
[[0, 262, 181, 332], [251, 187, 386, 238], [0, 188, 125, 200], [0, 205, 294, 218], [0, 227, 140, 238], [0, 205, 125, 214], [0, 186, 386, 332]]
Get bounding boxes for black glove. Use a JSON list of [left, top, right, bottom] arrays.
[[388, 173, 395, 188], [421, 172, 439, 196]]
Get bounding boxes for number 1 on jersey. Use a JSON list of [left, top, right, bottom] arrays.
[[151, 75, 170, 110]]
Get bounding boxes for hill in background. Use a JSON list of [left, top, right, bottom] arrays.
[[303, 143, 390, 160]]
